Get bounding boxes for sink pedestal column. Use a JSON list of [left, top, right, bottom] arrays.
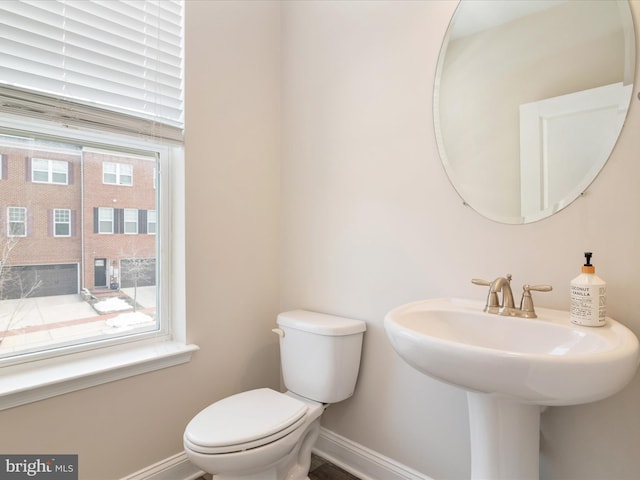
[[467, 393, 541, 480]]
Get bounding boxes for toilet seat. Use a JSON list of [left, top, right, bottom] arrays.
[[184, 388, 308, 455]]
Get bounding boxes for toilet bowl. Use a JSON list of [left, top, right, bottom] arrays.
[[185, 389, 324, 479], [184, 310, 366, 480]]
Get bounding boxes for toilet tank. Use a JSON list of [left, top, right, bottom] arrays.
[[276, 310, 366, 404]]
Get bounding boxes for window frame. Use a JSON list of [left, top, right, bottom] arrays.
[[53, 208, 71, 237], [103, 161, 134, 186], [147, 210, 157, 235], [7, 206, 27, 237], [98, 207, 115, 234], [0, 113, 194, 411], [32, 158, 69, 185], [124, 208, 139, 234]]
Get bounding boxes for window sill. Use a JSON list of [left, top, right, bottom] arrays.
[[0, 341, 199, 411]]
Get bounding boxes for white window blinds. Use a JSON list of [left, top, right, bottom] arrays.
[[0, 0, 183, 141]]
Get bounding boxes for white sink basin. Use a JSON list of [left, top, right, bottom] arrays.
[[384, 298, 639, 406], [385, 298, 640, 479]]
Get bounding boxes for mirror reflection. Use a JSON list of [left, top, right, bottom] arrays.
[[434, 0, 635, 224]]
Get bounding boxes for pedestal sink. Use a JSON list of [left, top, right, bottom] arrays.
[[384, 298, 639, 480]]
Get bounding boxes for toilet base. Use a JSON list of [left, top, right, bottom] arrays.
[[204, 419, 320, 480], [276, 417, 320, 480]]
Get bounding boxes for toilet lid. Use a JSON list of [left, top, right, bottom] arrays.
[[184, 388, 307, 453]]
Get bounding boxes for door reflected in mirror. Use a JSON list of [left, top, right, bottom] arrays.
[[434, 0, 635, 224]]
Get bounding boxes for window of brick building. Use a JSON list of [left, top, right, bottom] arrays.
[[0, 1, 194, 410], [124, 208, 139, 234], [32, 158, 69, 185], [103, 162, 134, 186], [98, 207, 115, 234], [53, 209, 71, 237], [7, 207, 27, 237], [147, 210, 157, 235]]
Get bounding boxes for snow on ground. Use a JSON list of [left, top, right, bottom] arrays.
[[94, 297, 132, 313], [105, 311, 154, 328], [94, 296, 155, 332]]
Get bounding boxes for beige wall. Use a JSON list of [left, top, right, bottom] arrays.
[[281, 1, 640, 479], [3, 2, 640, 480], [0, 1, 282, 478]]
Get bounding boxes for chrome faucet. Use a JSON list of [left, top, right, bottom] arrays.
[[472, 274, 552, 318]]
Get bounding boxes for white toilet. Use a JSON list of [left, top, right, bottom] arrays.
[[183, 310, 366, 480]]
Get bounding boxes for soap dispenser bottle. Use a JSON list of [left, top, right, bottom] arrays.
[[570, 252, 606, 327]]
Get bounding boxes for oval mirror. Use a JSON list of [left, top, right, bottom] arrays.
[[434, 0, 636, 224]]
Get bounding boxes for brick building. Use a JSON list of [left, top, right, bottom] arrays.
[[0, 137, 157, 299]]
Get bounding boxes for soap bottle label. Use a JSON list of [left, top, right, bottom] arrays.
[[570, 284, 606, 326]]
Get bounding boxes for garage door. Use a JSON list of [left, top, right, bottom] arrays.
[[0, 264, 79, 300], [120, 258, 156, 288]]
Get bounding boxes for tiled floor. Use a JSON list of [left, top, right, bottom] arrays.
[[195, 454, 360, 480]]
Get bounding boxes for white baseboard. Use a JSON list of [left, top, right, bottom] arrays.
[[122, 428, 431, 480], [121, 451, 205, 480], [313, 427, 433, 480]]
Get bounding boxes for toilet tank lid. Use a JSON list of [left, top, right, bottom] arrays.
[[277, 310, 366, 336]]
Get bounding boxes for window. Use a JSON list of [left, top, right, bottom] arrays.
[[53, 209, 71, 237], [98, 207, 114, 234], [103, 162, 133, 186], [147, 210, 157, 235], [32, 158, 68, 185], [124, 208, 138, 234], [0, 1, 193, 411], [7, 207, 26, 237]]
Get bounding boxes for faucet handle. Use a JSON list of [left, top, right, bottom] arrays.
[[472, 278, 499, 311], [519, 284, 552, 318], [525, 284, 552, 293]]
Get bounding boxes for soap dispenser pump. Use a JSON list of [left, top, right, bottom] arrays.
[[570, 252, 607, 327]]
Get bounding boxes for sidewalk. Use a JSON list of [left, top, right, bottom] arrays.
[[0, 287, 157, 357]]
